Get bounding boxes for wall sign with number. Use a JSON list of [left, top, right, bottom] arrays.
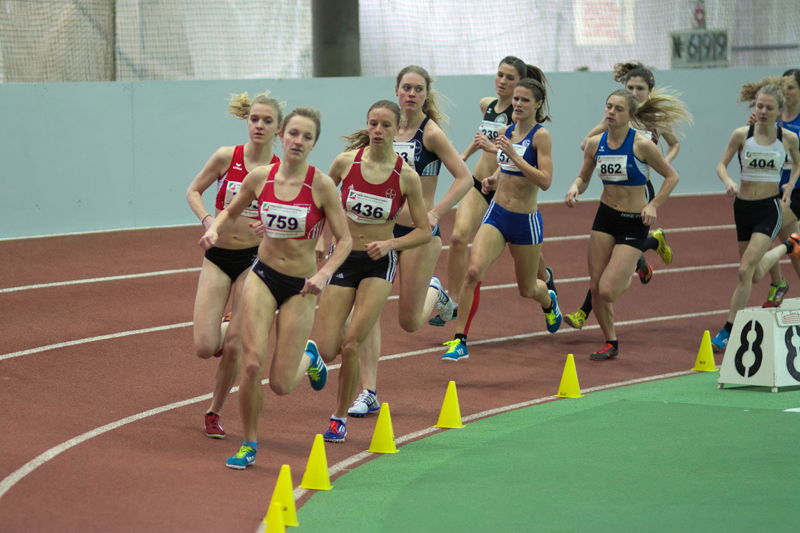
[[670, 29, 728, 69]]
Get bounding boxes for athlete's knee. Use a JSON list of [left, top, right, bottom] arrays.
[[194, 336, 220, 359], [399, 314, 423, 333]]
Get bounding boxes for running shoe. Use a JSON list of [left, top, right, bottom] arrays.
[[545, 266, 557, 294], [590, 343, 619, 361], [762, 279, 789, 308], [544, 290, 562, 333], [652, 228, 673, 264], [305, 340, 328, 391], [636, 257, 653, 284], [204, 412, 226, 439], [323, 418, 347, 443], [348, 389, 381, 417], [441, 338, 469, 362], [429, 276, 456, 322], [225, 443, 257, 470], [564, 309, 587, 330], [787, 233, 800, 259], [429, 303, 458, 327], [711, 327, 730, 353]]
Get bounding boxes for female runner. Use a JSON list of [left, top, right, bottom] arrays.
[[200, 108, 352, 468]]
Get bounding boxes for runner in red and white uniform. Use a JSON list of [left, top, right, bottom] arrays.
[[200, 107, 352, 469], [185, 91, 281, 440]]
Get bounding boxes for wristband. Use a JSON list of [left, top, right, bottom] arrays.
[[201, 214, 211, 224]]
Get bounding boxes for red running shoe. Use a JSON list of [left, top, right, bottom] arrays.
[[204, 412, 226, 439], [590, 343, 619, 361]]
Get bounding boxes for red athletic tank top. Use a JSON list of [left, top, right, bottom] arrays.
[[215, 145, 279, 219], [257, 162, 326, 239], [340, 148, 405, 224]]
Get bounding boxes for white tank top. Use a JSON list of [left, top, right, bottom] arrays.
[[739, 125, 786, 184]]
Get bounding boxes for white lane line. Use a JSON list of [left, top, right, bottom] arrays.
[[0, 309, 724, 501], [0, 262, 733, 362], [0, 323, 193, 362], [0, 223, 737, 293], [0, 268, 201, 294], [0, 260, 738, 362]]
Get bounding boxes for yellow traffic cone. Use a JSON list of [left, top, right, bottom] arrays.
[[263, 464, 298, 527], [556, 354, 583, 398], [435, 380, 464, 429], [367, 403, 399, 454], [299, 434, 332, 490], [692, 330, 718, 372], [264, 501, 285, 532]]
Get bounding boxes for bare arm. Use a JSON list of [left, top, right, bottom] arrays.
[[783, 130, 800, 202], [426, 124, 473, 223], [186, 147, 232, 231], [565, 137, 599, 207], [580, 119, 607, 150], [198, 165, 268, 249], [660, 128, 681, 164], [636, 137, 679, 226], [716, 128, 746, 198], [460, 97, 495, 161], [306, 172, 353, 294]]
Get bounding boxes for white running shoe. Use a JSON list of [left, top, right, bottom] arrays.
[[347, 389, 380, 417]]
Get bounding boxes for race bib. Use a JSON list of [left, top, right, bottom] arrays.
[[225, 181, 259, 218], [597, 155, 628, 182], [479, 120, 503, 142], [497, 142, 528, 172], [345, 190, 393, 224], [259, 202, 308, 238], [743, 151, 782, 174], [393, 141, 415, 165]]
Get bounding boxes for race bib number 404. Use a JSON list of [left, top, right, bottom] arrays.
[[345, 190, 393, 224], [260, 202, 308, 238], [744, 151, 782, 174], [597, 155, 628, 182]]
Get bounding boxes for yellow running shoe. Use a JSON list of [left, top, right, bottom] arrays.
[[564, 309, 587, 330], [653, 228, 673, 264]]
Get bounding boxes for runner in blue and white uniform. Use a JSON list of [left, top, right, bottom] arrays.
[[759, 69, 800, 307], [565, 61, 682, 330], [565, 88, 689, 360], [443, 57, 557, 328], [441, 74, 562, 362]]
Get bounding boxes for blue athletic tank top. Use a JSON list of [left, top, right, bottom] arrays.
[[496, 123, 541, 176], [392, 117, 442, 177], [595, 129, 649, 186]]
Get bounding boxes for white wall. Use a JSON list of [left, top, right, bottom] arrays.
[[0, 66, 786, 238]]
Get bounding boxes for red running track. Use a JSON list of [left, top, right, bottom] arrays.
[[0, 194, 753, 531]]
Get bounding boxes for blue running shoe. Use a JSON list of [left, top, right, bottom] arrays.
[[323, 418, 347, 443], [544, 290, 562, 333], [441, 338, 469, 361], [305, 340, 327, 391], [711, 327, 730, 353], [225, 443, 257, 470]]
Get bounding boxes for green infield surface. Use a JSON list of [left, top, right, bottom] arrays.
[[298, 373, 800, 532]]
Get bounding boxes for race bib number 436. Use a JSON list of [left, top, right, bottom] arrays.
[[346, 190, 393, 224]]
